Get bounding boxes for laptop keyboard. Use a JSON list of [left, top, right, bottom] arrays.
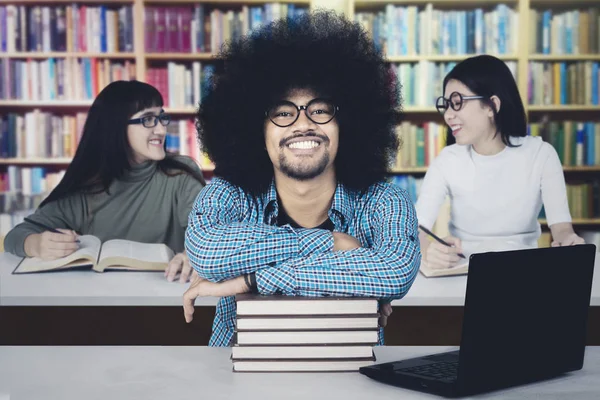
[[396, 361, 458, 380]]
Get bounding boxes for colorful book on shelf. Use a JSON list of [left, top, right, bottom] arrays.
[[12, 235, 174, 274]]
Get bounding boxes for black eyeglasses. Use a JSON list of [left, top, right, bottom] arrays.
[[436, 92, 485, 115], [266, 98, 338, 128], [128, 112, 171, 128]]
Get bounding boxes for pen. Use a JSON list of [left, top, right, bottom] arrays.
[[24, 218, 81, 243], [418, 224, 466, 259]]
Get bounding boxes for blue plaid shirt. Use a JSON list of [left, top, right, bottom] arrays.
[[185, 177, 421, 346]]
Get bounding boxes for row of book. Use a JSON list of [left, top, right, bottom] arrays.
[[0, 167, 64, 197], [0, 5, 134, 53], [528, 61, 599, 106], [529, 8, 600, 55], [0, 58, 135, 101], [2, 112, 598, 169], [232, 294, 377, 372], [393, 121, 600, 169], [530, 121, 600, 167], [146, 63, 214, 109], [144, 4, 307, 54], [393, 61, 516, 107], [0, 111, 86, 159], [356, 4, 518, 57], [0, 112, 213, 169]]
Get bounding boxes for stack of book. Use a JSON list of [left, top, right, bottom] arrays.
[[232, 294, 380, 372]]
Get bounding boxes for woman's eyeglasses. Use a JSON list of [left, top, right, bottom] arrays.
[[266, 98, 338, 128], [436, 92, 485, 115], [128, 113, 171, 128]]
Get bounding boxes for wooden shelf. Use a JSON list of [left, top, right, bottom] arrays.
[[144, 0, 310, 3], [540, 219, 600, 225], [0, 0, 133, 3], [563, 166, 600, 172], [164, 107, 197, 114], [530, 0, 600, 5], [0, 52, 136, 59], [529, 54, 600, 61], [145, 53, 215, 60], [389, 167, 428, 174], [0, 100, 93, 107], [386, 54, 518, 63], [354, 0, 516, 6], [0, 158, 73, 165], [0, 158, 216, 172], [528, 105, 600, 112]]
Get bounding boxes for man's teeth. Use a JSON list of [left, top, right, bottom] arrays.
[[149, 139, 162, 144], [451, 125, 462, 131], [288, 140, 320, 149]]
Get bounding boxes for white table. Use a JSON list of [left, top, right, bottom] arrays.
[[2, 252, 599, 306], [0, 346, 598, 400]]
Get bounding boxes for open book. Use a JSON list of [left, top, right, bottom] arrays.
[[419, 240, 536, 278], [13, 235, 174, 274]]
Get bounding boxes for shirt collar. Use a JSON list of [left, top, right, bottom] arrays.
[[263, 180, 355, 231]]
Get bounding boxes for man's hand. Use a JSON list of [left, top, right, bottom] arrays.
[[183, 275, 249, 323], [379, 302, 393, 327], [332, 232, 361, 251], [164, 253, 193, 283], [24, 230, 79, 260]]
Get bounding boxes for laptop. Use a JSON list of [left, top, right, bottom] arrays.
[[359, 244, 596, 398]]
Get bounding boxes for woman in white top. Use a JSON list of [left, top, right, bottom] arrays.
[[416, 55, 584, 270]]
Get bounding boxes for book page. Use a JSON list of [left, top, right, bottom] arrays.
[[13, 235, 102, 274], [96, 239, 174, 271]]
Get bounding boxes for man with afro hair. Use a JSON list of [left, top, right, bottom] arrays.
[[182, 10, 421, 346]]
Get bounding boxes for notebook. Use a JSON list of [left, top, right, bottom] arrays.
[[419, 239, 536, 277]]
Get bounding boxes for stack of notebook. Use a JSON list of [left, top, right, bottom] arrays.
[[231, 294, 379, 372]]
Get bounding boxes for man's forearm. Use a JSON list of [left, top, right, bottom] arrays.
[[255, 245, 421, 299], [185, 223, 333, 282]]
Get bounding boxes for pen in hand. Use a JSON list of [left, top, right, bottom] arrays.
[[24, 218, 81, 244], [418, 224, 466, 259]]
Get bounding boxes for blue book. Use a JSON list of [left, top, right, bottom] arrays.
[[560, 63, 567, 104], [542, 10, 552, 54], [586, 123, 595, 166], [100, 6, 107, 53]]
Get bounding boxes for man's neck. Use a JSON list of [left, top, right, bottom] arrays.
[[274, 169, 336, 228]]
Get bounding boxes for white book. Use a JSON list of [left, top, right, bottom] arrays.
[[236, 330, 379, 346], [232, 359, 375, 372], [232, 345, 374, 360]]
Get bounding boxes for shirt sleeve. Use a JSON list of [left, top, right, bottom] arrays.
[[3, 193, 87, 257], [255, 186, 421, 300], [176, 160, 206, 229], [185, 178, 334, 282], [415, 157, 449, 229], [540, 143, 572, 226]]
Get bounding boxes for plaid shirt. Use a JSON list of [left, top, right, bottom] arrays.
[[185, 177, 421, 346]]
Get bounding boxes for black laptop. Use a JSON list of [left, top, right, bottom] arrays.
[[360, 244, 596, 398]]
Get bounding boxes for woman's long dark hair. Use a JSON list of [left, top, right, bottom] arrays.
[[40, 80, 205, 207], [443, 55, 527, 147]]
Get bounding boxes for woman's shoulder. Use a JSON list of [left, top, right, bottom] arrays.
[[431, 143, 470, 167], [509, 135, 555, 157]]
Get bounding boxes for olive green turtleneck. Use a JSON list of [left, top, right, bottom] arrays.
[[4, 156, 205, 257]]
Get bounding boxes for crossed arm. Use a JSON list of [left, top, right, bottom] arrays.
[[182, 182, 421, 321]]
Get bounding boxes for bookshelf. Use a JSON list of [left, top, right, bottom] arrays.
[[0, 0, 599, 232]]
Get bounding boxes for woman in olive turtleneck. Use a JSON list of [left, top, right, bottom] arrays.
[[3, 81, 205, 283]]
